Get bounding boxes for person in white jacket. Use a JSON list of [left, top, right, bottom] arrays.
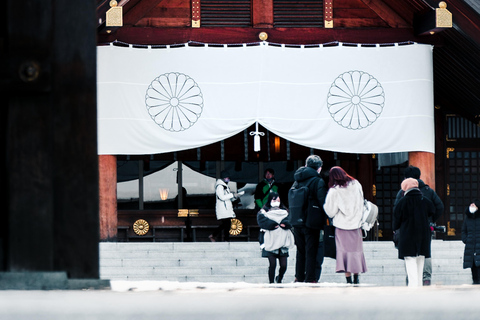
[[324, 166, 367, 284], [209, 170, 240, 242]]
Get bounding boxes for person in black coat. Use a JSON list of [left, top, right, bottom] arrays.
[[393, 165, 444, 285], [291, 155, 327, 283], [462, 199, 480, 284], [393, 178, 435, 287]]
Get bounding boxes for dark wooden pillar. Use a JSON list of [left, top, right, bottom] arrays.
[[99, 155, 118, 241], [2, 0, 99, 278]]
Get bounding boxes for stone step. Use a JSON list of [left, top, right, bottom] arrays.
[[100, 261, 463, 276], [100, 251, 464, 264], [99, 241, 472, 286], [101, 272, 472, 286], [100, 256, 464, 269]]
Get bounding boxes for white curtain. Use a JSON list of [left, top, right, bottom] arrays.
[[97, 43, 434, 155]]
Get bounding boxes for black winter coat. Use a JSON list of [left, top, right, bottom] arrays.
[[393, 188, 435, 259], [394, 179, 444, 224], [292, 166, 327, 229], [462, 204, 480, 269]]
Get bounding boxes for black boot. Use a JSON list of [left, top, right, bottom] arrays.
[[346, 276, 353, 284], [353, 274, 359, 284]]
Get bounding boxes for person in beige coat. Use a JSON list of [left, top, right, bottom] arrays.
[[324, 166, 367, 284]]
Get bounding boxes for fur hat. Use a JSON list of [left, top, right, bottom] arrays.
[[401, 178, 418, 192]]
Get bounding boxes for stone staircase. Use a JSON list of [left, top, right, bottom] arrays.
[[99, 240, 472, 286]]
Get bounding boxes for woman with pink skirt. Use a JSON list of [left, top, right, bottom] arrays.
[[324, 166, 367, 284]]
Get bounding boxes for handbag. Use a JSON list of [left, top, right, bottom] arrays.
[[323, 224, 336, 259], [361, 199, 378, 231]]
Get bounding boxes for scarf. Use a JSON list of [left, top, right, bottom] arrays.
[[262, 208, 295, 251]]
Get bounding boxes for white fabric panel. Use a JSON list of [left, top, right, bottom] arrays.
[[97, 43, 434, 155]]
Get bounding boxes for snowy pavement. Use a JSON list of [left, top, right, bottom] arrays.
[[1, 280, 480, 319]]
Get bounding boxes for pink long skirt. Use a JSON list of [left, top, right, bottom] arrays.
[[335, 228, 368, 274]]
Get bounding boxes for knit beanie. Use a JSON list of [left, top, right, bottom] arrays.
[[401, 178, 418, 192]]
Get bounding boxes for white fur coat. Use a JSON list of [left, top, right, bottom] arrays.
[[324, 179, 364, 230]]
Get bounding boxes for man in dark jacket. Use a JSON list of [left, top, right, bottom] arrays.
[[254, 168, 279, 210], [393, 178, 435, 287], [393, 165, 444, 285], [291, 155, 327, 283]]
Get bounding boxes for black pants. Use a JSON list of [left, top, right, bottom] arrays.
[[212, 218, 231, 241], [267, 256, 288, 284], [472, 264, 480, 284], [315, 240, 325, 282], [293, 226, 320, 282]]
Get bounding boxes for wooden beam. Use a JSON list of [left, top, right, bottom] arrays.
[[98, 26, 442, 45], [360, 0, 410, 28], [123, 0, 165, 26], [441, 0, 480, 45]]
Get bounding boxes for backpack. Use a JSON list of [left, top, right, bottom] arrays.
[[361, 199, 378, 231], [288, 181, 310, 227]]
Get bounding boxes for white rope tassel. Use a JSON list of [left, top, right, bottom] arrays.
[[250, 122, 265, 152]]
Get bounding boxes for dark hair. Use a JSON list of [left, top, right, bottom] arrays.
[[328, 166, 355, 188], [220, 170, 230, 179], [264, 168, 275, 176], [262, 192, 287, 211], [404, 166, 421, 179], [306, 155, 323, 170]]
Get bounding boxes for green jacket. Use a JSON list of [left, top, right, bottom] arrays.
[[254, 179, 279, 208]]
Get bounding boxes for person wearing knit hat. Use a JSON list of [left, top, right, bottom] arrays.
[[393, 166, 444, 286], [462, 199, 480, 284], [401, 178, 419, 193], [393, 178, 435, 287]]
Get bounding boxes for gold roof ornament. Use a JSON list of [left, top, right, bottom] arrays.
[[133, 219, 149, 236], [106, 0, 123, 27], [414, 1, 452, 35], [436, 2, 453, 28]]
